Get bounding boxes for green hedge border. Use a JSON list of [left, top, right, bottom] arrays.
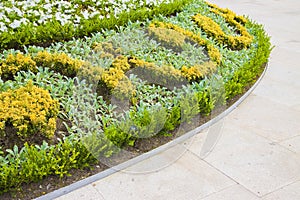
[[0, 1, 272, 196]]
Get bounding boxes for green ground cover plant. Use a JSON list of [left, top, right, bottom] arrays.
[[0, 0, 272, 198]]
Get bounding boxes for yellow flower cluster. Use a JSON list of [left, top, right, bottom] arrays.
[[101, 55, 186, 97], [206, 2, 248, 24], [101, 55, 130, 88], [34, 51, 83, 77], [0, 51, 84, 79], [78, 62, 104, 84], [93, 42, 122, 58], [128, 56, 156, 68], [181, 61, 217, 81], [100, 54, 218, 94], [94, 42, 220, 97], [129, 57, 183, 79], [149, 21, 221, 64], [0, 53, 37, 79], [192, 3, 253, 50], [112, 78, 136, 100], [147, 26, 187, 52], [0, 81, 59, 139]]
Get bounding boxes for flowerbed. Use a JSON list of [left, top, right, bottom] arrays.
[[0, 0, 272, 199]]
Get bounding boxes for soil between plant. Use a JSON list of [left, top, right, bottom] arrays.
[[0, 67, 265, 200]]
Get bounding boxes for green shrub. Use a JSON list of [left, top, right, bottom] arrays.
[[0, 139, 96, 193], [225, 23, 272, 99]]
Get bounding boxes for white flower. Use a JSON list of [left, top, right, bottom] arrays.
[[33, 10, 40, 16], [96, 1, 101, 6], [20, 18, 28, 24], [0, 12, 4, 20], [9, 19, 21, 29], [38, 15, 49, 24], [64, 9, 75, 14], [81, 10, 89, 19], [6, 7, 13, 14], [0, 22, 7, 32], [74, 15, 81, 24], [4, 15, 10, 23], [43, 3, 52, 10], [90, 11, 100, 18], [12, 7, 23, 17]]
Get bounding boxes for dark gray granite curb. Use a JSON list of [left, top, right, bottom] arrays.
[[36, 64, 268, 200]]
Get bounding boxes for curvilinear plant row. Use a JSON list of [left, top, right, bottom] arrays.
[[0, 0, 272, 197]]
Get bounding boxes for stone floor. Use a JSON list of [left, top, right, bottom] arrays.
[[54, 0, 300, 199]]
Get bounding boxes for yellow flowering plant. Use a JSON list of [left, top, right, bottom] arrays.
[[0, 53, 37, 80], [0, 81, 59, 139], [33, 51, 83, 77], [192, 2, 253, 50], [149, 21, 221, 64]]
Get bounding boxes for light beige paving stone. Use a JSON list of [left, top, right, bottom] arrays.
[[254, 78, 300, 110], [261, 181, 300, 200], [182, 129, 209, 159], [280, 136, 300, 153], [224, 95, 300, 142], [265, 49, 300, 88], [270, 46, 300, 66], [55, 184, 104, 200], [117, 142, 191, 174], [253, 62, 300, 109], [200, 184, 259, 200], [91, 145, 235, 200], [182, 119, 225, 159], [199, 118, 300, 196]]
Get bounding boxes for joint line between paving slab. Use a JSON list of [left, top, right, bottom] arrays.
[[259, 179, 300, 198]]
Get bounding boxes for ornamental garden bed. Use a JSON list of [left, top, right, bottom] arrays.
[[0, 0, 272, 199]]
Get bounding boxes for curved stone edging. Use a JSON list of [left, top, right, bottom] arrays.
[[36, 64, 269, 200]]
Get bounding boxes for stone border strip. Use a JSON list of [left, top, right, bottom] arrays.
[[36, 64, 269, 200]]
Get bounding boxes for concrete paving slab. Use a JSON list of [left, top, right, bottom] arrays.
[[200, 184, 259, 200], [253, 77, 300, 110], [280, 136, 300, 153], [223, 95, 300, 142], [90, 145, 235, 200], [253, 76, 300, 111], [265, 49, 300, 88], [182, 119, 224, 159], [55, 184, 104, 200], [116, 142, 191, 174], [261, 181, 300, 200], [199, 117, 300, 196]]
